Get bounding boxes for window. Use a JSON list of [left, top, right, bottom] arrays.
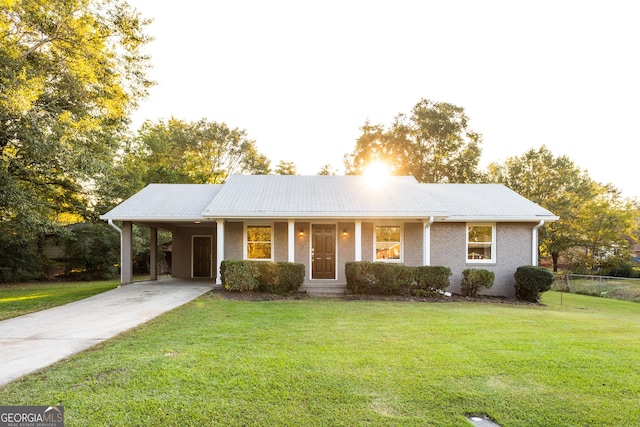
[[467, 224, 495, 263], [375, 225, 402, 261], [246, 225, 272, 260]]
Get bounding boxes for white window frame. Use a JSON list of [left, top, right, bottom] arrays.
[[373, 223, 403, 263], [244, 223, 274, 261], [466, 223, 496, 264]]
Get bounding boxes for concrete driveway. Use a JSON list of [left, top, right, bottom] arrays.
[[0, 279, 212, 387]]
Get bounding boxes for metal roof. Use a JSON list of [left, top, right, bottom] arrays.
[[100, 184, 222, 221], [422, 184, 558, 221], [100, 176, 558, 222], [201, 175, 448, 219]]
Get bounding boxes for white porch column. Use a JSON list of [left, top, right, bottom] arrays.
[[354, 220, 362, 261], [288, 220, 295, 262], [216, 219, 225, 285], [150, 226, 157, 280], [423, 217, 434, 266], [121, 221, 133, 285]]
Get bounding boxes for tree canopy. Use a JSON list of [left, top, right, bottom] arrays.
[[344, 99, 482, 183], [1, 0, 153, 237], [274, 160, 297, 175], [485, 146, 638, 271], [97, 118, 271, 209]]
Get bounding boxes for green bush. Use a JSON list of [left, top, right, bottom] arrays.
[[0, 236, 44, 283], [62, 222, 119, 279], [598, 255, 635, 278], [514, 265, 554, 302], [221, 260, 304, 295], [410, 266, 452, 296], [269, 262, 306, 295], [461, 268, 495, 297], [345, 262, 376, 294], [222, 260, 259, 292], [345, 262, 451, 296]]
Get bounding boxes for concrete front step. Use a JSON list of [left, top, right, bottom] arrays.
[[303, 284, 346, 297]]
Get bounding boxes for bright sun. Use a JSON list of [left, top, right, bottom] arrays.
[[362, 161, 391, 184]]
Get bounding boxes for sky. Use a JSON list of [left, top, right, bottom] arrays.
[[126, 0, 639, 199]]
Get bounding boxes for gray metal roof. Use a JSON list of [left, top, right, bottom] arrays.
[[100, 176, 558, 222], [423, 184, 558, 221], [202, 175, 448, 219], [100, 184, 222, 221]]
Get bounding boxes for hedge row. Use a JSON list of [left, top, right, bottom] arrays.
[[345, 261, 451, 297], [221, 260, 305, 295]]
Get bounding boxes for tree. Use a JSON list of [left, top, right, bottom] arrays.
[[573, 184, 638, 271], [344, 99, 483, 183], [484, 146, 638, 272], [97, 118, 271, 209], [1, 0, 152, 280], [274, 160, 297, 175], [317, 164, 338, 175]]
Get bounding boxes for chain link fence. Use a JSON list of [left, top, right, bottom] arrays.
[[553, 274, 640, 303]]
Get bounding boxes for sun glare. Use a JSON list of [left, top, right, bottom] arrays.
[[362, 161, 391, 186]]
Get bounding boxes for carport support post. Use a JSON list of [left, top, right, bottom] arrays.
[[150, 227, 157, 281], [122, 221, 133, 285]]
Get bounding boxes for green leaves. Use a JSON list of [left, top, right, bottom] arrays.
[[486, 146, 639, 271], [1, 0, 153, 264], [98, 118, 272, 210], [345, 98, 482, 183]]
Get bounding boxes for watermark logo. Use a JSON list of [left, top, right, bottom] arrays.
[[0, 406, 64, 427]]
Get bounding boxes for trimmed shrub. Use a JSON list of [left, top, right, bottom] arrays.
[[222, 260, 304, 295], [345, 262, 376, 294], [514, 265, 554, 302], [269, 262, 306, 295], [411, 266, 452, 296], [345, 262, 451, 296], [461, 268, 495, 297], [222, 260, 259, 292]]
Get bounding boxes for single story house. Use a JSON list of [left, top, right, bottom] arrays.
[[100, 175, 558, 297]]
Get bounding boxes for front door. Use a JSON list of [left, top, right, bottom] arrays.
[[192, 236, 212, 278], [312, 224, 336, 279]]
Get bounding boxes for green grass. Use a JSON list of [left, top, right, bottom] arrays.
[[0, 280, 120, 320], [1, 291, 639, 426], [554, 276, 640, 302]]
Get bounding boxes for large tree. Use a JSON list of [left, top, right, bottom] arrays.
[[98, 118, 271, 209], [1, 0, 153, 237], [344, 99, 482, 183], [485, 146, 638, 271], [573, 184, 638, 270]]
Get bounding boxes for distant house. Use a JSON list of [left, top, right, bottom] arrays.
[[100, 175, 558, 297]]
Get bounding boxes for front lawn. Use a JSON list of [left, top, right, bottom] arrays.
[[1, 291, 638, 426], [0, 280, 120, 321]]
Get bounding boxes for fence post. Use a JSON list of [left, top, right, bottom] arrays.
[[599, 276, 603, 296]]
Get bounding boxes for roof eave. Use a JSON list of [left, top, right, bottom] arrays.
[[100, 215, 207, 222], [202, 211, 449, 220], [437, 215, 560, 222]]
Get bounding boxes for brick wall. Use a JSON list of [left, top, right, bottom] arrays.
[[431, 222, 535, 298], [404, 222, 424, 267]]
